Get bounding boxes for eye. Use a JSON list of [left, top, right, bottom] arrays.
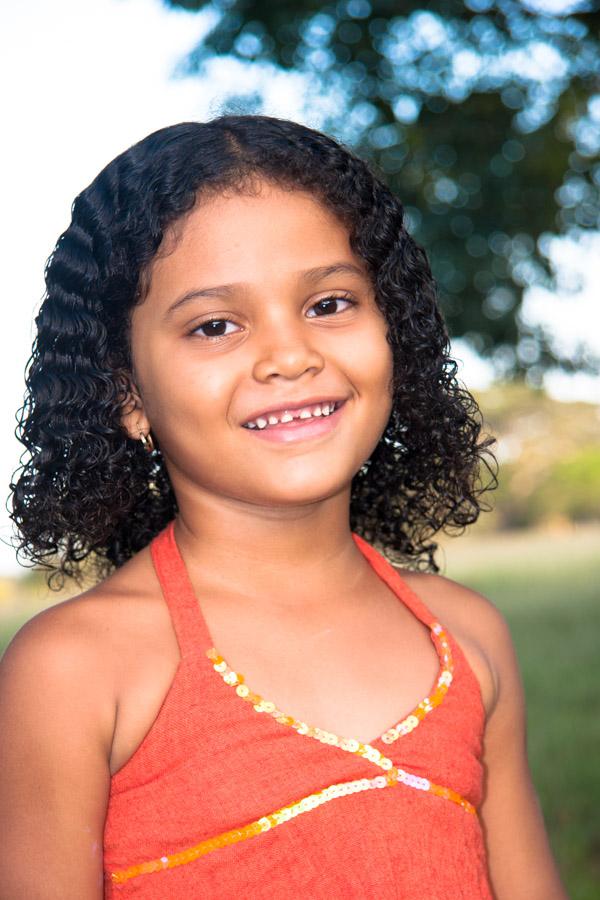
[[307, 295, 355, 318], [191, 318, 240, 339]]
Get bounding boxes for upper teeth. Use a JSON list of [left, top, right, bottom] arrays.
[[245, 402, 338, 429]]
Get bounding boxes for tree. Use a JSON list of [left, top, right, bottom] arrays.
[[163, 0, 600, 377]]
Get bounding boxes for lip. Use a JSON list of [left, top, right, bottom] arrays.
[[241, 396, 348, 427], [243, 400, 347, 444]]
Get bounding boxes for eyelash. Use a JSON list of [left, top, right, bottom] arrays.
[[190, 295, 356, 340]]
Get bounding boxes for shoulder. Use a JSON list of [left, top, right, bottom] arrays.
[[393, 566, 517, 719], [0, 545, 169, 736], [1, 586, 119, 751], [401, 568, 513, 646], [3, 587, 114, 681]]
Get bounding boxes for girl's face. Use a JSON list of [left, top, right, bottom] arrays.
[[125, 180, 394, 510]]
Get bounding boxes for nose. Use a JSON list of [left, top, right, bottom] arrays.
[[251, 322, 325, 383]]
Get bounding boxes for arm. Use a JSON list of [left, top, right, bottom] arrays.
[[0, 602, 115, 899], [479, 605, 568, 900]]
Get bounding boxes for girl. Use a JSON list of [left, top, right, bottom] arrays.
[[1, 116, 566, 898]]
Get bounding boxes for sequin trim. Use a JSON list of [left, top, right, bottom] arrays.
[[208, 646, 399, 770], [382, 621, 454, 743], [109, 768, 475, 885], [108, 624, 466, 886], [207, 619, 454, 750]]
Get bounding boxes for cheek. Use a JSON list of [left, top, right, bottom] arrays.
[[131, 330, 234, 440], [352, 321, 394, 399], [147, 365, 232, 429]]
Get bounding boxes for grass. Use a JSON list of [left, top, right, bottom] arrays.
[[2, 524, 599, 897]]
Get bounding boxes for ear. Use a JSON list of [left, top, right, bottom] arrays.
[[118, 372, 151, 442]]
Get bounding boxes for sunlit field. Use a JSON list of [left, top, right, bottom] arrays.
[[2, 523, 598, 898]]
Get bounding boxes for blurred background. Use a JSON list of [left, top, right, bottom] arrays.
[[1, 1, 599, 895]]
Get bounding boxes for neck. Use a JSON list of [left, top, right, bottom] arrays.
[[172, 486, 368, 609]]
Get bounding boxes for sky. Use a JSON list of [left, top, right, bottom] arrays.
[[0, 0, 598, 575]]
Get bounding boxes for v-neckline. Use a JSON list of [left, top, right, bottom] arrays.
[[161, 522, 454, 756]]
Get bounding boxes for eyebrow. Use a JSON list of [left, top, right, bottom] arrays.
[[165, 262, 368, 316]]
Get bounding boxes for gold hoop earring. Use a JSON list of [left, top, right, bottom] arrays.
[[139, 431, 155, 454]]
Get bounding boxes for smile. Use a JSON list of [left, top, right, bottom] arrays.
[[243, 400, 342, 430], [242, 400, 346, 444]]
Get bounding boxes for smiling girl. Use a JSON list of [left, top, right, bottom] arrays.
[[1, 117, 566, 898]]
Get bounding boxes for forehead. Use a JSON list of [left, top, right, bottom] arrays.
[[145, 182, 364, 296]]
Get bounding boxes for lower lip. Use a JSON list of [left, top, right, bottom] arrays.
[[243, 403, 346, 443]]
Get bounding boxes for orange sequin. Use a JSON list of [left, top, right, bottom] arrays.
[[107, 626, 469, 887], [110, 767, 474, 885], [206, 619, 454, 751]]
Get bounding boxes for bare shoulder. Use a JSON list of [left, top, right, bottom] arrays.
[[1, 564, 137, 755], [397, 567, 509, 633], [2, 584, 120, 723], [393, 566, 517, 718], [5, 550, 138, 682], [1, 544, 177, 763]]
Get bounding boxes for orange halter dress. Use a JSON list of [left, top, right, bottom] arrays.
[[103, 521, 493, 897]]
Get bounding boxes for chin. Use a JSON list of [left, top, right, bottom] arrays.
[[252, 476, 351, 508]]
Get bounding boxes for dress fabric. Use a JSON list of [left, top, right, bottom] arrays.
[[103, 521, 493, 898]]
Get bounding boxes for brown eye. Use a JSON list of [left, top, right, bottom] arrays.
[[308, 296, 355, 317], [192, 319, 239, 338]]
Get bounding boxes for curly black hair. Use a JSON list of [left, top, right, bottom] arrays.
[[10, 115, 496, 586]]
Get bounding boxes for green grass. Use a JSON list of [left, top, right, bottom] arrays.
[[444, 531, 600, 900], [2, 529, 599, 897]]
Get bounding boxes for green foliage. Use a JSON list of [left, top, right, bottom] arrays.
[[163, 0, 600, 374], [472, 382, 600, 529], [528, 446, 600, 523]]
